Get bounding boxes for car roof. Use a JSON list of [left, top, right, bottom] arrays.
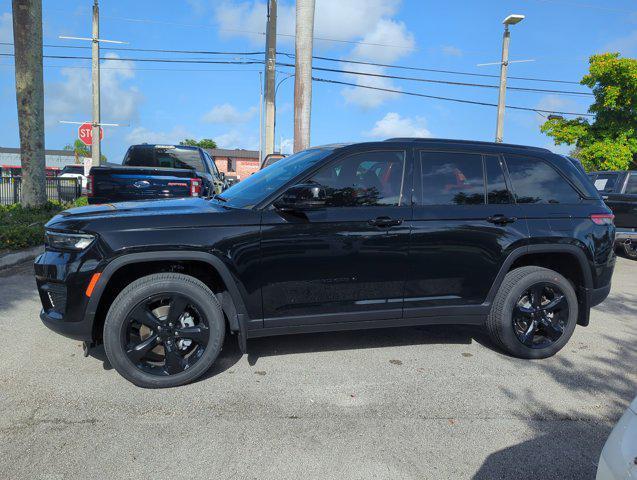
[[312, 138, 551, 155], [131, 144, 200, 151]]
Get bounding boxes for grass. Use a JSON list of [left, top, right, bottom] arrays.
[[0, 197, 88, 251]]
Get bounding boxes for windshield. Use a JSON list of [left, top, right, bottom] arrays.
[[124, 146, 205, 171], [217, 148, 333, 208]]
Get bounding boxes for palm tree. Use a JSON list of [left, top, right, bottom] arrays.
[[64, 140, 91, 164]]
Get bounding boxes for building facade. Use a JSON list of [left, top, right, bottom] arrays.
[[206, 148, 260, 182], [0, 147, 88, 176]]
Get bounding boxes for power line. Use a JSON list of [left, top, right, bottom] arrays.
[[0, 52, 264, 65], [313, 76, 594, 117], [0, 41, 586, 86], [278, 61, 593, 96]]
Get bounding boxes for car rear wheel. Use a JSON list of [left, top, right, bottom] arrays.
[[486, 266, 578, 359], [103, 273, 225, 388], [621, 241, 637, 260]]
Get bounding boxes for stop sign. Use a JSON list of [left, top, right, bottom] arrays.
[[78, 122, 104, 146]]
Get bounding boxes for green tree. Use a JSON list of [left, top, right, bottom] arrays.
[[179, 138, 217, 149], [541, 53, 637, 171], [64, 139, 90, 164]]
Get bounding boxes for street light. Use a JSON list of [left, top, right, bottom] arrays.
[[495, 14, 525, 143], [274, 73, 294, 153]]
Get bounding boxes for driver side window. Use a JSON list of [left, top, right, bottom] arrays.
[[308, 151, 406, 207]]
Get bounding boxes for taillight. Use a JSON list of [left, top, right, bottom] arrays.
[[86, 174, 94, 197], [590, 213, 614, 225], [190, 178, 201, 197]]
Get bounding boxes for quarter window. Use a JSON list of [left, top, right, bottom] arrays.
[[505, 155, 581, 204], [419, 152, 484, 205], [625, 173, 637, 194], [308, 151, 405, 207]]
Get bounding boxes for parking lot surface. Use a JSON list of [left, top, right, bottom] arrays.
[[0, 257, 636, 480]]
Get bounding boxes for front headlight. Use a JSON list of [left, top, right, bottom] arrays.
[[45, 231, 95, 251]]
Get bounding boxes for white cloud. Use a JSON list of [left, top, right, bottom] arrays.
[[441, 45, 463, 57], [0, 12, 12, 43], [46, 53, 143, 124], [603, 30, 637, 55], [280, 137, 293, 154], [535, 94, 585, 125], [215, 130, 258, 150], [202, 103, 257, 124], [350, 19, 415, 63], [364, 112, 431, 139], [341, 63, 400, 109], [125, 126, 194, 145]]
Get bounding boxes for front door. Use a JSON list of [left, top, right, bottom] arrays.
[[405, 150, 528, 318], [259, 149, 412, 327]]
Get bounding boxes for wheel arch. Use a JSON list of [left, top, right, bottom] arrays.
[[86, 251, 248, 342], [486, 244, 593, 326]]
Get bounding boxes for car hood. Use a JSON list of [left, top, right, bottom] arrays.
[[46, 197, 250, 232]]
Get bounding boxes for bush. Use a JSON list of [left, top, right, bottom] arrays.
[[0, 197, 88, 251]]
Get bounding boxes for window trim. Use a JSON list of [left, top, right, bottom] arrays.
[[502, 153, 584, 205], [623, 172, 637, 195]]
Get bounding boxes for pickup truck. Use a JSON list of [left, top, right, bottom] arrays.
[[87, 144, 226, 205], [588, 170, 637, 259]]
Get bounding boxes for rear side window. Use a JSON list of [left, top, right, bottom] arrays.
[[592, 173, 619, 193], [485, 155, 512, 204], [505, 155, 581, 204], [625, 173, 637, 194], [419, 151, 484, 205]]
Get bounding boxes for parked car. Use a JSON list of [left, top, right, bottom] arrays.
[[58, 164, 88, 202], [588, 170, 637, 259], [87, 144, 227, 204], [35, 138, 615, 388], [596, 394, 637, 480], [261, 153, 286, 169]]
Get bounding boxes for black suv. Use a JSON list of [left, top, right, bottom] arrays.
[[35, 139, 616, 388]]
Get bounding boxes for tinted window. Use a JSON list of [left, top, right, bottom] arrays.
[[309, 151, 405, 207], [625, 173, 637, 194], [125, 146, 205, 171], [419, 152, 484, 205], [592, 173, 619, 193], [505, 155, 581, 204], [219, 148, 333, 208], [485, 155, 512, 204]]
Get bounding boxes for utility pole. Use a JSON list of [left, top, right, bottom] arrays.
[[495, 14, 525, 143], [91, 0, 101, 165], [12, 0, 46, 207], [264, 0, 276, 156], [59, 1, 125, 166], [293, 0, 315, 152], [259, 71, 263, 163]]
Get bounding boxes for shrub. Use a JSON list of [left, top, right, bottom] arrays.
[[0, 197, 88, 251]]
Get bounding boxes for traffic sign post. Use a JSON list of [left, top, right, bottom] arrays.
[[78, 122, 103, 147]]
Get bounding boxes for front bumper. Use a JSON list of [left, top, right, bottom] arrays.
[[34, 248, 103, 342]]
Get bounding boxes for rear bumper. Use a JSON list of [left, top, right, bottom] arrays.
[[615, 228, 637, 243]]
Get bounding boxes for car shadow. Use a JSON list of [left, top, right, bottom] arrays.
[[196, 323, 496, 382]]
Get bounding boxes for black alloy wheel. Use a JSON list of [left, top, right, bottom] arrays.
[[125, 293, 210, 376], [512, 283, 568, 349], [104, 273, 225, 388]]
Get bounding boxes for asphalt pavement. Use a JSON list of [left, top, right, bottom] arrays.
[[0, 257, 636, 480]]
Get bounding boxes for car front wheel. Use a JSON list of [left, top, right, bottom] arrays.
[[103, 272, 225, 388], [486, 266, 578, 359]]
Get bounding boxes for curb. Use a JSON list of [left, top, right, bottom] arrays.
[[0, 245, 43, 271]]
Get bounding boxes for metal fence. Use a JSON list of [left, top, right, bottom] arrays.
[[0, 176, 82, 205]]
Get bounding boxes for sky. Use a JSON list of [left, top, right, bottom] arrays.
[[0, 0, 636, 163]]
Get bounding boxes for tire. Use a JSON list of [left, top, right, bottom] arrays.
[[621, 241, 637, 260], [103, 273, 225, 388], [486, 266, 578, 359]]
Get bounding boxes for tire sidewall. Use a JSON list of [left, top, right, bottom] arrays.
[[103, 274, 224, 388], [496, 270, 578, 359]]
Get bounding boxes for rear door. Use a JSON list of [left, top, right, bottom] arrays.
[[612, 172, 637, 229], [406, 149, 528, 317]]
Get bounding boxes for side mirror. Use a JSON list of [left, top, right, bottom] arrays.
[[274, 183, 326, 211]]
